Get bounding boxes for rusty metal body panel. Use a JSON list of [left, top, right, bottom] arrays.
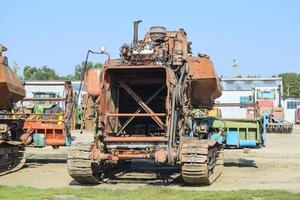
[[0, 46, 25, 110], [84, 68, 102, 97], [188, 56, 222, 108], [79, 93, 95, 131], [0, 44, 26, 176]]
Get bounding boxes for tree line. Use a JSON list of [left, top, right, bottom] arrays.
[[278, 73, 300, 98], [12, 61, 102, 81]]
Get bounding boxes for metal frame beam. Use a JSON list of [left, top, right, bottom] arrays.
[[107, 113, 166, 117], [118, 81, 165, 131]]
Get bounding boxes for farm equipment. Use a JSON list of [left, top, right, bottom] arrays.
[[0, 44, 74, 175], [68, 21, 224, 185], [18, 81, 74, 148], [264, 114, 293, 134], [246, 102, 293, 134], [213, 117, 264, 148], [205, 104, 266, 148], [255, 88, 293, 133], [0, 44, 26, 175], [220, 86, 294, 134]]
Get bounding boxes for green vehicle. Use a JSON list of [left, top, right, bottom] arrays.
[[26, 92, 63, 114]]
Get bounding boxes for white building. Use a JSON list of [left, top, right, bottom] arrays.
[[24, 81, 82, 97], [216, 77, 283, 119], [283, 98, 300, 124], [23, 81, 83, 105]]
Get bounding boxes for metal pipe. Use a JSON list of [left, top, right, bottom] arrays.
[[104, 136, 167, 142], [23, 123, 64, 129], [0, 113, 61, 116], [22, 98, 65, 101], [278, 84, 282, 107], [24, 119, 63, 123], [113, 154, 151, 159], [23, 82, 65, 86], [99, 153, 152, 160], [107, 113, 166, 117], [77, 49, 110, 105], [133, 20, 142, 48]]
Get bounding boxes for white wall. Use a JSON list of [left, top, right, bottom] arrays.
[[283, 99, 300, 124], [25, 85, 65, 98], [216, 90, 252, 118]]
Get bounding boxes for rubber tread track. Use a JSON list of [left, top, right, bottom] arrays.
[[181, 138, 223, 185], [0, 144, 26, 176], [67, 142, 101, 184]]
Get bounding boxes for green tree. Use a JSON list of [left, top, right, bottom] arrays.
[[22, 62, 102, 81], [23, 66, 38, 80], [23, 65, 59, 80], [74, 62, 102, 80], [59, 74, 77, 81], [278, 73, 300, 97]]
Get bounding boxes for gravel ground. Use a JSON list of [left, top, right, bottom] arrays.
[[0, 128, 300, 192]]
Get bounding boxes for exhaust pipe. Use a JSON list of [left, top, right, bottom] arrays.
[[133, 20, 142, 48]]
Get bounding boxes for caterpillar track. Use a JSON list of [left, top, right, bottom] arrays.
[[0, 141, 26, 176], [181, 138, 223, 185], [67, 142, 103, 184]]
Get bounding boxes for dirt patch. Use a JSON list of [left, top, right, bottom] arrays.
[[0, 132, 300, 192]]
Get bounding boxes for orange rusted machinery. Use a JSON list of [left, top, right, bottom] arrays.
[[79, 68, 102, 131], [68, 21, 223, 185], [0, 44, 74, 175], [0, 81, 74, 151], [0, 44, 26, 175], [19, 81, 74, 148]]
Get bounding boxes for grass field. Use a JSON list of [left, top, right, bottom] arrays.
[[0, 185, 300, 200]]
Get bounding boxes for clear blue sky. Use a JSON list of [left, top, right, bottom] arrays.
[[2, 0, 300, 77]]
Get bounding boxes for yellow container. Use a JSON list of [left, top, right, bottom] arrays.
[[57, 111, 63, 125], [207, 107, 222, 118]]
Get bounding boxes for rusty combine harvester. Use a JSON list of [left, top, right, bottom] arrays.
[[68, 21, 223, 185], [0, 44, 26, 175]]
